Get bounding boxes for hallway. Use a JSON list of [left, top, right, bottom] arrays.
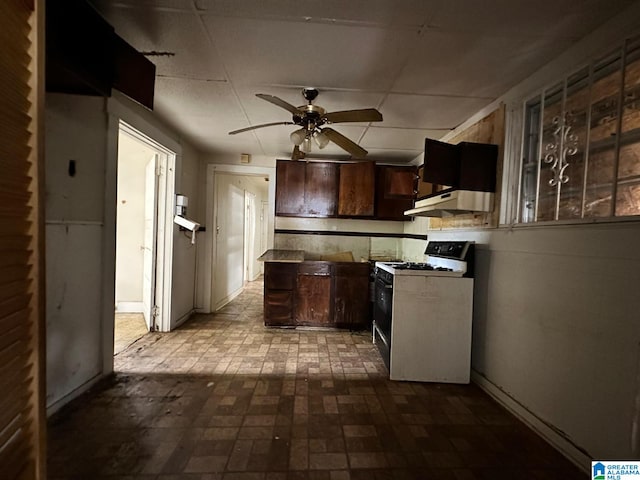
[[47, 279, 584, 479]]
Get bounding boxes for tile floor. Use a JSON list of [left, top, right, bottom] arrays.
[[114, 313, 149, 355], [48, 279, 585, 479]]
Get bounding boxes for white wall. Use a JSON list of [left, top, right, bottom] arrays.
[[474, 225, 640, 460], [170, 141, 200, 328], [413, 2, 640, 465], [45, 94, 107, 409], [45, 91, 202, 412], [114, 131, 156, 309]]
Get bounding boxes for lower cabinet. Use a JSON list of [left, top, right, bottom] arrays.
[[334, 263, 371, 329], [264, 263, 297, 326], [263, 261, 370, 329], [295, 263, 332, 327]]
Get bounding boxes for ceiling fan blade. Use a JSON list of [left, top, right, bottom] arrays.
[[322, 127, 368, 158], [229, 121, 294, 135], [256, 94, 302, 115], [291, 145, 305, 161], [323, 108, 383, 124]]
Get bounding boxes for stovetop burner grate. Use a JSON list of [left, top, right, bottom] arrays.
[[393, 262, 453, 271]]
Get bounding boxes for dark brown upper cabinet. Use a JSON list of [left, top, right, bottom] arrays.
[[458, 142, 498, 192], [304, 162, 338, 217], [375, 165, 417, 220], [275, 160, 338, 217], [275, 160, 417, 221], [422, 138, 498, 194], [276, 160, 306, 216], [338, 161, 375, 217]]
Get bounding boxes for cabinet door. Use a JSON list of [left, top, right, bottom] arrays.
[[295, 274, 332, 326], [383, 166, 417, 198], [303, 162, 338, 217], [333, 263, 371, 329], [338, 161, 375, 216], [275, 160, 306, 216], [263, 263, 297, 326], [375, 166, 416, 220], [265, 290, 294, 326]]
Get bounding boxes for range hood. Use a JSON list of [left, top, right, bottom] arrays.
[[404, 190, 494, 217]]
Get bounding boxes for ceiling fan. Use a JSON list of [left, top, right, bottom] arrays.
[[228, 88, 383, 160]]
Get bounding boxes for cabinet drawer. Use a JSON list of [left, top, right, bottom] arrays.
[[297, 262, 331, 276], [333, 262, 370, 277]]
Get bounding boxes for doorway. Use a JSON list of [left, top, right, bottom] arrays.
[[113, 124, 172, 354], [211, 173, 269, 311]]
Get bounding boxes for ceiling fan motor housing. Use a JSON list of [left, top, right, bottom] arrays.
[[302, 87, 319, 102]]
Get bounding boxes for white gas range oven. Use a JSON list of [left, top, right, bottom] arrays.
[[372, 241, 474, 384]]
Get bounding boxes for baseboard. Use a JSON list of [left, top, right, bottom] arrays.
[[46, 372, 107, 417], [471, 370, 590, 473], [173, 309, 196, 329], [115, 301, 143, 313], [214, 286, 243, 312]]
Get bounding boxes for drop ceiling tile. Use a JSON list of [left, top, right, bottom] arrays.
[[361, 126, 449, 150], [428, 0, 634, 37], [154, 77, 247, 130], [195, 0, 438, 27], [193, 137, 263, 155], [154, 77, 237, 116], [92, 6, 226, 80], [393, 30, 576, 98], [92, 0, 193, 11], [364, 148, 422, 163], [380, 94, 491, 129], [203, 16, 418, 90]]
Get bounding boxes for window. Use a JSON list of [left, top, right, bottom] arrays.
[[519, 35, 640, 222]]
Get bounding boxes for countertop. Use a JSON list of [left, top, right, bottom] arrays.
[[257, 249, 305, 263]]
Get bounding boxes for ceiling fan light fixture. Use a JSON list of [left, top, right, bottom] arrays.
[[300, 136, 312, 153], [290, 128, 306, 145], [313, 129, 330, 149]]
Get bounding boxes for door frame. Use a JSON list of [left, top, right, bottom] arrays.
[[116, 121, 175, 333], [104, 96, 181, 376], [244, 190, 256, 283], [201, 164, 275, 313], [142, 153, 160, 331]]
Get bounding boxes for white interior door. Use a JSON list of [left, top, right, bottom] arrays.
[[244, 191, 256, 282], [260, 201, 269, 275], [213, 174, 245, 309], [142, 154, 159, 331]]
